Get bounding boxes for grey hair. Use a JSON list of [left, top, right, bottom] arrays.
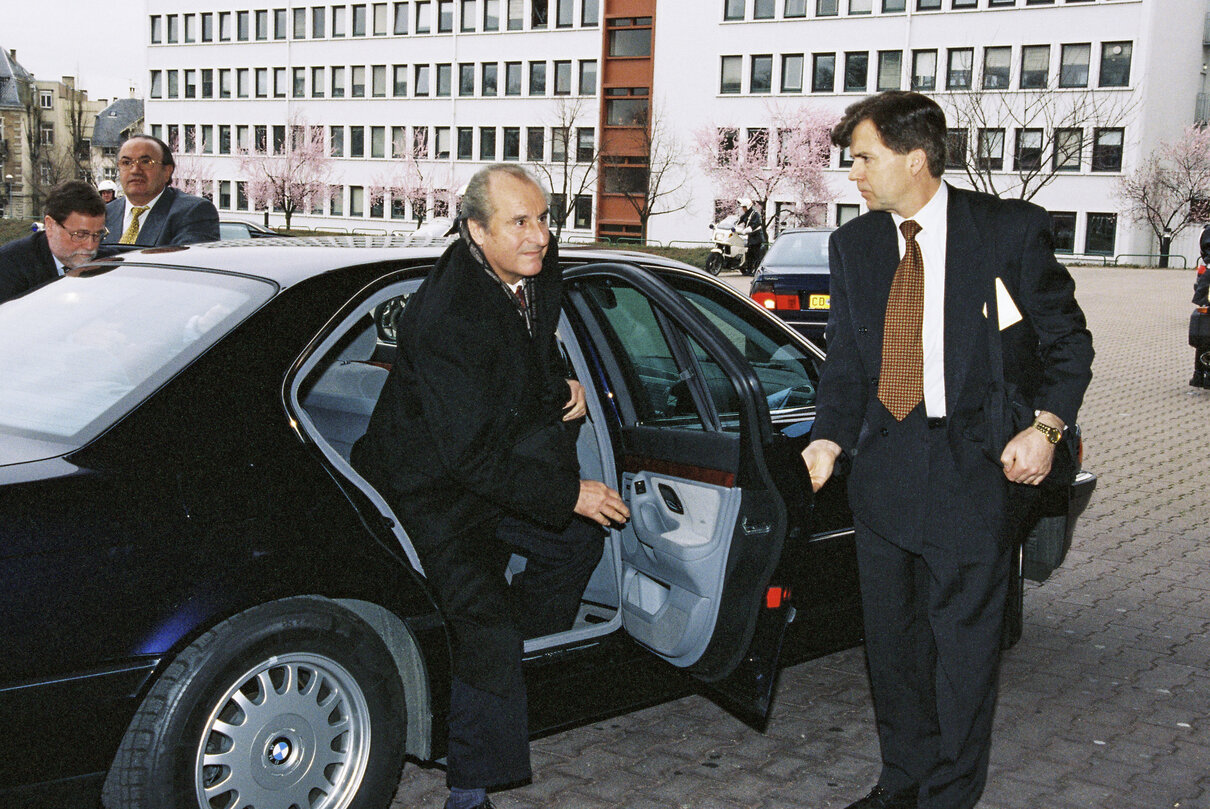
[[461, 164, 547, 228]]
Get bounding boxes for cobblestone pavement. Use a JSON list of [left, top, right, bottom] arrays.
[[391, 267, 1209, 809]]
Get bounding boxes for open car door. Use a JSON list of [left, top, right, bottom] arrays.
[[564, 263, 817, 722]]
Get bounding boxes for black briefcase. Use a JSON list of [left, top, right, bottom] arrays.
[[1190, 309, 1210, 348]]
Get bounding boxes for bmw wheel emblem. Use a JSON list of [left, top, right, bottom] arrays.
[[268, 739, 292, 765]]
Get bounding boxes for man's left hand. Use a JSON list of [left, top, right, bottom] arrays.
[[563, 379, 587, 421], [1000, 421, 1058, 486]]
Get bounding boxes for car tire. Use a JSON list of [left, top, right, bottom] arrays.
[[102, 596, 406, 809]]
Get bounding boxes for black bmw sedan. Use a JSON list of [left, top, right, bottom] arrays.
[[0, 238, 1095, 808], [749, 227, 835, 342]]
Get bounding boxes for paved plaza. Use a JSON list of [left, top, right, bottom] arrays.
[[391, 266, 1209, 809]]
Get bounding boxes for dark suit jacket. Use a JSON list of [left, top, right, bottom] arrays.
[[0, 231, 59, 305], [812, 184, 1093, 544], [104, 186, 220, 246], [352, 237, 581, 549]]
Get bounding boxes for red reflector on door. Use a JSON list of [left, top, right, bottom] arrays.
[[766, 586, 788, 609]]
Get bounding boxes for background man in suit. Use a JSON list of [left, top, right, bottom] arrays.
[[0, 180, 107, 305], [800, 92, 1093, 809], [103, 134, 219, 246], [352, 165, 628, 809]]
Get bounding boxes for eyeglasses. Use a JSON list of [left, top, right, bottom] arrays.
[[117, 157, 164, 169], [55, 225, 110, 243]]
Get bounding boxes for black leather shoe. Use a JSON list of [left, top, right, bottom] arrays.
[[843, 784, 919, 809], [443, 798, 495, 809]]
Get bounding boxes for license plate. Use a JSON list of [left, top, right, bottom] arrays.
[[808, 294, 830, 310]]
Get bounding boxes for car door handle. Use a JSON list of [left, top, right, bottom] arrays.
[[657, 483, 684, 514]]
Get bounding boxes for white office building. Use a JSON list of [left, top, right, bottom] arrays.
[[144, 0, 1209, 261]]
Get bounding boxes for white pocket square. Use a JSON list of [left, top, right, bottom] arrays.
[[981, 277, 1023, 330]]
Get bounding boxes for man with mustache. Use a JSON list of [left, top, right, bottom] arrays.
[[0, 180, 108, 305], [103, 134, 219, 247]]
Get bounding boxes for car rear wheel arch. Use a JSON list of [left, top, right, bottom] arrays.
[[102, 595, 411, 809]]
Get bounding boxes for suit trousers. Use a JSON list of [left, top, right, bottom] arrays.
[[854, 420, 1010, 809], [417, 512, 604, 790]]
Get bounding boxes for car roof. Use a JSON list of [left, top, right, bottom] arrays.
[[85, 237, 697, 289]]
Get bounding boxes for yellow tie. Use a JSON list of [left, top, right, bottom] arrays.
[[119, 205, 150, 245]]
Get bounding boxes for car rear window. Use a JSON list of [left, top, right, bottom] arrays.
[[0, 266, 273, 450], [763, 231, 831, 269]]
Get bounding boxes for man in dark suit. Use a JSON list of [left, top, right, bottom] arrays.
[[351, 165, 628, 809], [0, 180, 108, 305], [103, 134, 219, 246], [800, 92, 1093, 809]]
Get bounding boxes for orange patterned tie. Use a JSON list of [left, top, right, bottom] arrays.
[[878, 219, 924, 421]]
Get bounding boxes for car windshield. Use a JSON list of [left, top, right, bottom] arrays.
[[763, 230, 831, 270], [0, 267, 273, 453]]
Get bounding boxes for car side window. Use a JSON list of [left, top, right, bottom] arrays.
[[665, 280, 820, 428], [575, 277, 707, 430]]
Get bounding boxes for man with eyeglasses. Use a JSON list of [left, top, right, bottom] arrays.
[[0, 180, 110, 305], [103, 134, 219, 247]]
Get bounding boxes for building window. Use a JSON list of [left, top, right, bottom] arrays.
[[1059, 43, 1090, 88], [371, 126, 386, 158], [457, 127, 473, 159], [1092, 127, 1124, 171], [508, 0, 523, 29], [415, 64, 430, 95], [911, 50, 937, 91], [332, 66, 347, 97], [1099, 41, 1132, 87], [256, 9, 269, 39], [255, 68, 269, 98], [1085, 213, 1116, 255], [786, 0, 807, 15], [202, 68, 215, 98], [574, 195, 592, 229], [392, 126, 408, 157], [782, 54, 804, 93], [877, 51, 902, 91], [724, 0, 745, 20], [350, 65, 366, 96], [844, 52, 868, 92], [416, 0, 431, 32], [505, 61, 522, 95], [436, 63, 452, 96], [349, 186, 364, 217], [917, 0, 941, 9], [393, 65, 407, 95], [579, 60, 596, 95], [721, 55, 742, 94], [1050, 211, 1076, 253], [754, 0, 775, 17], [150, 71, 163, 98], [219, 181, 232, 210], [883, 0, 906, 11], [350, 127, 365, 158], [605, 90, 648, 125], [552, 127, 567, 161], [167, 70, 180, 98], [582, 0, 599, 26], [167, 14, 179, 42], [150, 15, 162, 43], [293, 7, 307, 36], [577, 127, 594, 162], [219, 125, 232, 154], [482, 62, 498, 96], [816, 0, 838, 16], [946, 129, 967, 169], [607, 17, 652, 57], [946, 48, 972, 90], [849, 0, 872, 13], [271, 67, 285, 97], [483, 0, 499, 28], [220, 68, 233, 98], [1019, 45, 1049, 89], [837, 203, 860, 225], [462, 0, 478, 30], [438, 0, 455, 31], [1014, 129, 1042, 170], [203, 12, 215, 40], [977, 128, 1004, 171], [274, 7, 288, 38], [554, 60, 572, 94], [39, 122, 54, 146], [219, 11, 233, 39], [531, 0, 548, 27], [982, 46, 1011, 89], [503, 127, 521, 160], [751, 55, 773, 93], [352, 3, 368, 34], [373, 2, 389, 33], [528, 61, 547, 95], [394, 2, 409, 32], [312, 66, 326, 97], [527, 127, 544, 160], [812, 53, 836, 92], [335, 5, 350, 35], [311, 6, 326, 36], [371, 64, 387, 96], [748, 128, 769, 165], [460, 63, 476, 95], [1053, 128, 1082, 171], [480, 127, 496, 160], [236, 68, 249, 98]]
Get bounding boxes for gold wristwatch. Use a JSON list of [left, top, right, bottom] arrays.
[[1031, 420, 1063, 444]]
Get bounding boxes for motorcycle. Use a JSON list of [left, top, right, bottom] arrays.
[[705, 216, 752, 276]]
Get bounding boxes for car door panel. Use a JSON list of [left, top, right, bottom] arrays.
[[564, 263, 802, 719]]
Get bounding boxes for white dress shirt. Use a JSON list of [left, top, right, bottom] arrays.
[[890, 181, 948, 418], [121, 189, 165, 239]]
